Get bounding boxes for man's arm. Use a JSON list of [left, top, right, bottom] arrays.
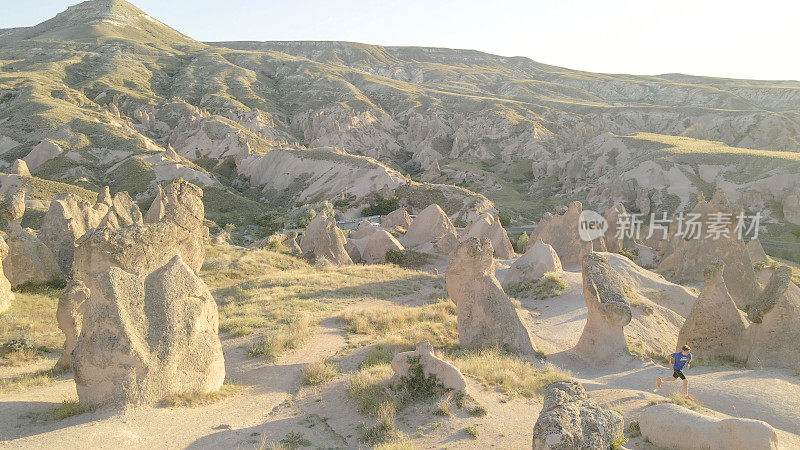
[[686, 356, 692, 369]]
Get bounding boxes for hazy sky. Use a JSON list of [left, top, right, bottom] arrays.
[[3, 0, 797, 81]]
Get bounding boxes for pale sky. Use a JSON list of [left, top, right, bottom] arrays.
[[3, 0, 798, 81]]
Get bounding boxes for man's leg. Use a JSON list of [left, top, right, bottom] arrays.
[[683, 378, 689, 395], [657, 376, 676, 387]]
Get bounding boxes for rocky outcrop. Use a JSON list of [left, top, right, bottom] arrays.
[[348, 220, 379, 240], [361, 229, 404, 264], [403, 203, 459, 254], [445, 238, 534, 354], [98, 191, 144, 229], [4, 228, 63, 288], [783, 185, 800, 226], [746, 266, 800, 370], [527, 202, 584, 266], [462, 213, 514, 259], [504, 239, 561, 285], [381, 207, 412, 229], [390, 340, 467, 392], [23, 139, 63, 171], [746, 238, 769, 265], [639, 403, 779, 450], [1, 185, 26, 232], [299, 212, 353, 265], [532, 380, 624, 450], [55, 280, 89, 371], [73, 255, 225, 407], [40, 193, 109, 274], [0, 237, 13, 314], [677, 259, 749, 361], [658, 190, 759, 310], [9, 159, 30, 177], [574, 253, 633, 364], [144, 184, 166, 223]]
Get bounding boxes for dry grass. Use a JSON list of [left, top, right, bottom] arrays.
[[346, 364, 401, 416], [161, 383, 246, 407], [50, 400, 92, 420], [301, 359, 338, 386], [339, 299, 458, 350], [248, 316, 313, 361], [0, 369, 56, 395], [504, 272, 567, 299], [0, 284, 63, 356], [449, 348, 571, 398], [358, 401, 404, 446]]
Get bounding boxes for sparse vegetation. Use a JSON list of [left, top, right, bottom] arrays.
[[357, 401, 404, 446], [464, 425, 479, 439], [449, 347, 570, 398], [301, 359, 338, 386], [626, 420, 641, 438], [161, 383, 245, 407], [385, 249, 430, 269], [504, 272, 567, 299], [248, 316, 313, 361], [279, 431, 312, 449], [51, 400, 92, 420], [611, 434, 628, 450]]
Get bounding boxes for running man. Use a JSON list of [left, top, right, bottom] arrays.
[[657, 345, 692, 396]]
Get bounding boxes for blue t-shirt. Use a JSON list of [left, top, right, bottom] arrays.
[[672, 352, 692, 371]]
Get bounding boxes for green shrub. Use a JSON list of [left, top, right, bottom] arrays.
[[385, 250, 430, 269], [361, 195, 400, 216], [619, 248, 637, 261], [514, 232, 529, 253], [505, 272, 567, 299]]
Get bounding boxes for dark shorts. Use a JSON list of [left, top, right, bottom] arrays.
[[673, 370, 686, 380]]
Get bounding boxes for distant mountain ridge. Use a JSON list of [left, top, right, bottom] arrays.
[[1, 0, 799, 241]]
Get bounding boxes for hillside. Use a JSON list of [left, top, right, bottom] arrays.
[[1, 0, 799, 233]]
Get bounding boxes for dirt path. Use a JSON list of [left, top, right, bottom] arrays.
[[0, 319, 347, 449]]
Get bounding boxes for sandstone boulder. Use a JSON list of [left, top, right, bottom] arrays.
[[504, 239, 561, 285], [445, 238, 534, 354], [144, 184, 166, 223], [658, 190, 758, 310], [532, 380, 624, 450], [98, 191, 144, 229], [299, 212, 352, 265], [382, 207, 412, 229], [1, 186, 26, 232], [639, 403, 779, 450], [746, 266, 800, 370], [574, 253, 633, 364], [9, 159, 30, 176], [527, 202, 584, 266], [23, 140, 63, 171], [4, 228, 63, 288], [390, 340, 467, 392], [747, 238, 769, 265], [403, 204, 459, 254], [344, 239, 362, 263], [349, 220, 380, 240], [97, 186, 112, 206], [462, 213, 514, 259], [677, 259, 749, 362], [0, 237, 13, 314], [73, 255, 225, 407], [362, 230, 404, 264], [40, 193, 109, 274], [55, 280, 89, 371]]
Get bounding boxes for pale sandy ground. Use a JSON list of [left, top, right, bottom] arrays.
[[2, 262, 800, 448]]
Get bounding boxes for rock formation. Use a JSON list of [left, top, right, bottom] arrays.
[[9, 159, 30, 176], [574, 253, 633, 364], [40, 193, 110, 274], [97, 185, 112, 206], [1, 186, 26, 232], [658, 190, 758, 310], [639, 403, 779, 450], [348, 220, 379, 240], [527, 202, 584, 266], [23, 139, 63, 171], [72, 255, 225, 407], [55, 280, 89, 371], [746, 266, 800, 370], [361, 229, 404, 264], [144, 184, 166, 223], [504, 239, 562, 285], [299, 212, 353, 265], [390, 340, 467, 392], [746, 238, 769, 265], [445, 238, 534, 354], [532, 380, 624, 450], [381, 207, 412, 229], [677, 259, 749, 361], [403, 204, 459, 254], [0, 237, 13, 314], [462, 213, 514, 259], [98, 191, 144, 229]]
